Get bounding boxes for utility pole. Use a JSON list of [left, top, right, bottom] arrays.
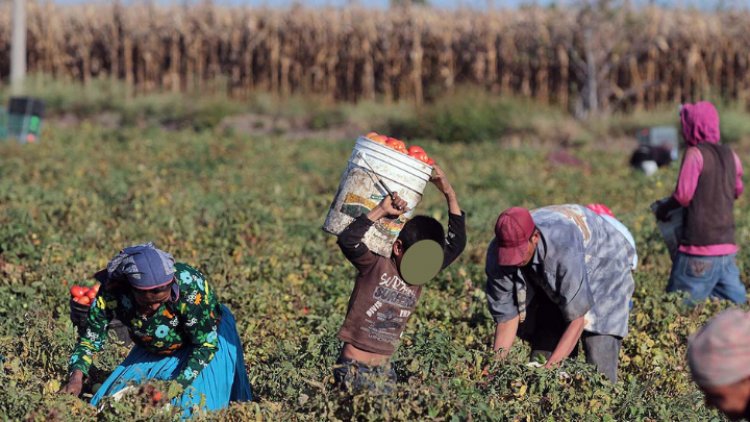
[[11, 0, 27, 95]]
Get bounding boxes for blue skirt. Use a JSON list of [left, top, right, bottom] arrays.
[[90, 305, 253, 416]]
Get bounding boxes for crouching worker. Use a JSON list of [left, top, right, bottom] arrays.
[[688, 309, 750, 421], [61, 243, 253, 415], [485, 205, 636, 382], [334, 164, 466, 392]]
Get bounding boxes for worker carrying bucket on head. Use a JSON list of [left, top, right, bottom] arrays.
[[484, 204, 636, 383], [332, 163, 466, 392]]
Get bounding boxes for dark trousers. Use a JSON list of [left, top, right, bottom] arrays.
[[519, 293, 622, 382], [333, 355, 397, 393]]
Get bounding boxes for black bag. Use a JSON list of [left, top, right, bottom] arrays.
[[69, 298, 132, 346]]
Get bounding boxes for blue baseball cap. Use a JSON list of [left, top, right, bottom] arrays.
[[96, 243, 176, 290]]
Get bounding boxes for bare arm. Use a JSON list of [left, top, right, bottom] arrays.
[[430, 164, 461, 215], [366, 193, 408, 222], [337, 194, 408, 265], [493, 315, 520, 358], [544, 315, 586, 368], [60, 369, 84, 396]]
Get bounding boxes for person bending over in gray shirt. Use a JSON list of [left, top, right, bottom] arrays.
[[485, 204, 636, 382]]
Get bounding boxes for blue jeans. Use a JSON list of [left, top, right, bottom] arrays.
[[667, 252, 747, 304]]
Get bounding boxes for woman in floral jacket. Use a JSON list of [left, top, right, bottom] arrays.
[[61, 243, 252, 415]]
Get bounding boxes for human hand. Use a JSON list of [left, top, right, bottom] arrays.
[[655, 197, 681, 222], [367, 193, 409, 221], [379, 193, 409, 217], [543, 359, 561, 369], [430, 164, 455, 198], [655, 203, 670, 222], [60, 370, 84, 396]]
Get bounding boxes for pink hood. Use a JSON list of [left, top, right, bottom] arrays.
[[680, 101, 720, 147]]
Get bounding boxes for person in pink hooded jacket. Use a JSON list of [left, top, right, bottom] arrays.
[[656, 101, 746, 304]]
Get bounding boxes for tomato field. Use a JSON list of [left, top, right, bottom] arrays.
[[0, 122, 746, 420]]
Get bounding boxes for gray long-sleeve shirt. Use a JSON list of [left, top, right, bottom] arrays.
[[485, 204, 636, 338]]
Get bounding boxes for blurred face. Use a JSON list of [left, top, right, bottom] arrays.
[[132, 280, 173, 312], [519, 230, 541, 267], [701, 378, 750, 421]]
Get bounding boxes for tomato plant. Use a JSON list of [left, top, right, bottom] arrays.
[[0, 123, 739, 421]]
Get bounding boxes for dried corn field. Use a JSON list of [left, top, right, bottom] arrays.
[[1, 2, 750, 112]]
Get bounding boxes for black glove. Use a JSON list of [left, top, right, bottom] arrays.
[[656, 197, 680, 222]]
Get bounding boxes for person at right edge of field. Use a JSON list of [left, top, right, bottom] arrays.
[[656, 101, 746, 304], [688, 309, 750, 421]]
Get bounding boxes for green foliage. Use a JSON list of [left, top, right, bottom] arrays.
[[6, 76, 750, 146], [309, 108, 348, 130], [718, 107, 750, 145], [387, 87, 578, 143], [597, 101, 750, 145], [0, 120, 745, 420]]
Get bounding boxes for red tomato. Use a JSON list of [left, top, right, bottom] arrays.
[[409, 151, 428, 163], [370, 135, 388, 145], [386, 138, 407, 153], [86, 289, 97, 300], [93, 283, 101, 293], [365, 132, 379, 139], [407, 145, 425, 156], [427, 157, 435, 166], [70, 286, 85, 298], [151, 390, 163, 403], [78, 296, 91, 306]]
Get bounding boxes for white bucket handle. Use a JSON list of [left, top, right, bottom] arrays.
[[358, 151, 396, 200]]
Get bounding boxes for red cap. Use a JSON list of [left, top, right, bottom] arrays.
[[586, 203, 615, 218], [495, 207, 535, 266]]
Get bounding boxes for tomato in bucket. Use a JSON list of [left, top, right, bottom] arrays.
[[323, 134, 434, 257]]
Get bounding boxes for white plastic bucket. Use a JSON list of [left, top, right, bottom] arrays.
[[323, 136, 433, 257]]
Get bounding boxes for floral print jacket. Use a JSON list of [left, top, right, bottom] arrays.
[[68, 263, 222, 387]]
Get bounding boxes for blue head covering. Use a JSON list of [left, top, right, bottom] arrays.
[[96, 242, 175, 290]]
